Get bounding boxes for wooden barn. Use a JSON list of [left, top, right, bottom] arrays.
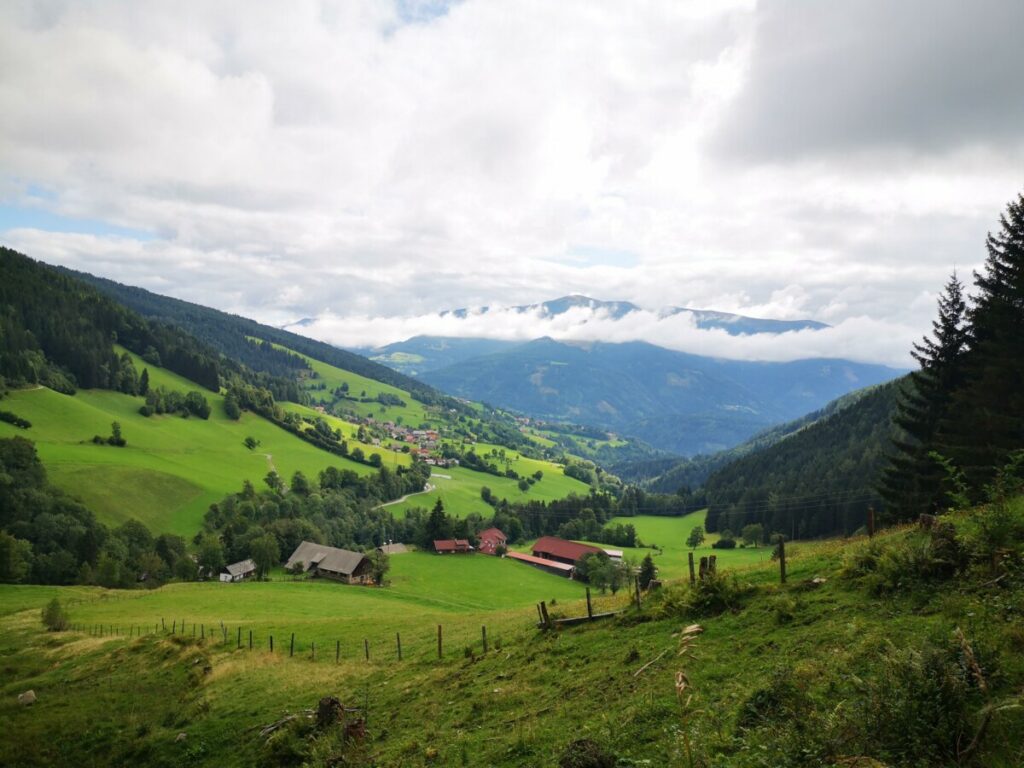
[[477, 527, 507, 556], [434, 539, 472, 554], [531, 536, 602, 566], [506, 551, 575, 577], [285, 541, 372, 584], [219, 558, 256, 582]]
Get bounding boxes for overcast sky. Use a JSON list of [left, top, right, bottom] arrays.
[[1, 0, 1022, 366]]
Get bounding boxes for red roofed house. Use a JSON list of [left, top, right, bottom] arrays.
[[531, 536, 602, 566], [477, 527, 507, 556], [434, 539, 472, 554]]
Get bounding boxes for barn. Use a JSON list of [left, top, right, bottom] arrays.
[[506, 551, 575, 577], [219, 558, 256, 582], [434, 539, 472, 554], [531, 536, 602, 566], [477, 527, 507, 555], [285, 541, 372, 584]]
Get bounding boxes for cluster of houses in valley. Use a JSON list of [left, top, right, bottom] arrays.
[[216, 530, 619, 586]]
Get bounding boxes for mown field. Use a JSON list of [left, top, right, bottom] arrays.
[[0, 350, 374, 536], [5, 516, 1020, 768]]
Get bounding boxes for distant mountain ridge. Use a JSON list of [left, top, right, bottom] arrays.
[[417, 337, 904, 455]]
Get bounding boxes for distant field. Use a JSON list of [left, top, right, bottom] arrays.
[[387, 463, 589, 519], [0, 350, 375, 536]]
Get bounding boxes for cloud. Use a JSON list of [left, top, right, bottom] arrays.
[[0, 0, 1020, 369], [286, 302, 917, 368]]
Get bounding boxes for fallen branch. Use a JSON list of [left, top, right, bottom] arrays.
[[633, 648, 668, 677], [254, 709, 314, 738]]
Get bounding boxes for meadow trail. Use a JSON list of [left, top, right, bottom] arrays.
[[378, 482, 435, 508]]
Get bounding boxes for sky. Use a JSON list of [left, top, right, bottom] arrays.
[[1, 0, 1022, 367]]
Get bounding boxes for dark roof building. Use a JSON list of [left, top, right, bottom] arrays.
[[531, 536, 602, 566], [220, 558, 256, 582], [285, 541, 372, 584], [434, 539, 471, 554], [477, 527, 507, 556]]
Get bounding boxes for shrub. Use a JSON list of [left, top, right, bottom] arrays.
[[41, 597, 69, 631], [0, 410, 31, 429], [712, 537, 737, 549], [650, 571, 750, 619], [841, 525, 966, 595]]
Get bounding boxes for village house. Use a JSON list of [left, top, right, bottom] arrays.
[[433, 539, 472, 554], [477, 527, 507, 555], [285, 541, 373, 584], [219, 558, 256, 582]]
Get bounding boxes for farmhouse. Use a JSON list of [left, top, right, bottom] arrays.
[[285, 541, 372, 584], [477, 527, 507, 555], [532, 536, 602, 566], [506, 551, 575, 577], [434, 539, 471, 554], [219, 558, 257, 582]]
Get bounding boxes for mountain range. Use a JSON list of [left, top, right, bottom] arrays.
[[351, 297, 900, 456]]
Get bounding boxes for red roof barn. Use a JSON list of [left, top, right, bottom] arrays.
[[434, 539, 471, 554], [531, 536, 602, 566], [477, 527, 507, 555]]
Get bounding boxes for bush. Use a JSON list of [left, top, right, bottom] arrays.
[[650, 571, 750, 619], [712, 537, 737, 549], [841, 524, 967, 595], [0, 410, 31, 429], [41, 597, 69, 631]]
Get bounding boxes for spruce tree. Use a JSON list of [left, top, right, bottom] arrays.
[[942, 193, 1024, 490], [879, 272, 968, 519]]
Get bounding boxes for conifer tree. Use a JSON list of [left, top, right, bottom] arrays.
[[879, 272, 968, 519], [942, 193, 1024, 490]]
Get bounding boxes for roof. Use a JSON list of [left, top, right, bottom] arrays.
[[377, 543, 408, 555], [478, 527, 506, 541], [603, 549, 624, 559], [506, 551, 574, 572], [434, 539, 471, 552], [224, 558, 256, 577], [285, 541, 367, 576], [532, 536, 602, 562]]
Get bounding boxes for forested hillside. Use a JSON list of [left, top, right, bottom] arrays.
[[70, 268, 445, 403], [703, 380, 902, 538]]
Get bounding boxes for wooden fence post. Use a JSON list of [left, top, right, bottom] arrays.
[[396, 632, 402, 661], [868, 506, 876, 538], [200, 624, 205, 640], [290, 633, 295, 658], [586, 588, 593, 619], [536, 603, 544, 625], [237, 627, 241, 649], [437, 624, 443, 659], [708, 555, 717, 575], [482, 626, 488, 653], [699, 556, 708, 581], [270, 635, 274, 653], [688, 552, 696, 585], [249, 630, 253, 650], [162, 617, 166, 631], [336, 640, 340, 664], [364, 638, 370, 661], [172, 620, 176, 634], [634, 575, 642, 608], [779, 539, 787, 584], [311, 642, 315, 662]]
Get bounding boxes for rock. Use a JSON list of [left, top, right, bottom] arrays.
[[175, 732, 187, 743], [18, 690, 36, 706]]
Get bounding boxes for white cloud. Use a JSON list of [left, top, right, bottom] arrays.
[[0, 0, 1019, 367]]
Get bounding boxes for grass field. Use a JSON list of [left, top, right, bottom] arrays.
[[387, 464, 590, 519], [0, 351, 377, 536], [5, 514, 1021, 767]]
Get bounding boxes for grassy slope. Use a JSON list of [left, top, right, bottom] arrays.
[[0, 349, 374, 536], [3, 517, 1021, 767]]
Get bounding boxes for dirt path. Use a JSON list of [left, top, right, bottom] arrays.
[[378, 482, 435, 509], [261, 453, 277, 473]]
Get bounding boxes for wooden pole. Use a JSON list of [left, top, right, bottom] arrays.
[[708, 555, 717, 575], [336, 640, 340, 664], [634, 575, 642, 609], [364, 638, 370, 661], [200, 624, 205, 640], [699, 556, 708, 581], [688, 552, 695, 585], [586, 588, 593, 619], [779, 539, 787, 584], [868, 506, 876, 538], [482, 625, 488, 653], [270, 635, 274, 653], [172, 620, 176, 634], [396, 632, 402, 661], [437, 624, 443, 659], [311, 642, 315, 662], [249, 630, 253, 650], [290, 633, 295, 657], [237, 626, 241, 649], [162, 617, 166, 631]]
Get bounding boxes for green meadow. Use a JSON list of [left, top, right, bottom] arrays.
[[0, 350, 377, 536]]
